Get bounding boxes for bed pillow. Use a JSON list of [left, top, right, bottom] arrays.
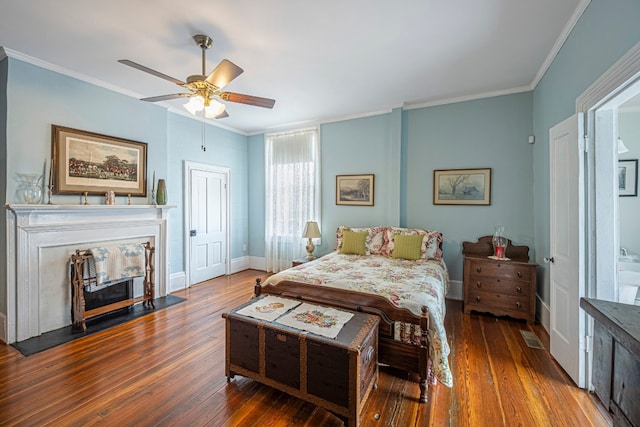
[[391, 233, 424, 260], [336, 226, 386, 255], [383, 227, 443, 260], [340, 230, 368, 255]]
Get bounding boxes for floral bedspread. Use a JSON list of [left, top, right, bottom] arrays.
[[262, 251, 453, 387]]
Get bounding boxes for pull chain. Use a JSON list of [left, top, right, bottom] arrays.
[[201, 119, 207, 151]]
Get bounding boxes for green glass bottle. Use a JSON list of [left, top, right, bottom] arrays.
[[156, 179, 167, 205]]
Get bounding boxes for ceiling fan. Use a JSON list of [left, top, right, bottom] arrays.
[[118, 34, 275, 119]]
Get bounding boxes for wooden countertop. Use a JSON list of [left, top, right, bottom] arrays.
[[580, 297, 640, 356]]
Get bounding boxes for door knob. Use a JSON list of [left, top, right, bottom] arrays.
[[544, 256, 555, 263], [190, 229, 197, 237]]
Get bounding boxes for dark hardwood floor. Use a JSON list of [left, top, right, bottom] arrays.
[[0, 269, 611, 426]]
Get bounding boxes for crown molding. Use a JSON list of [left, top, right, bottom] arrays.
[[403, 86, 532, 110], [531, 0, 591, 88]]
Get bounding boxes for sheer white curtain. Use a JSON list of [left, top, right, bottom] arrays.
[[265, 128, 320, 273]]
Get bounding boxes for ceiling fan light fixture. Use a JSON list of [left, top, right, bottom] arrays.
[[204, 99, 226, 118], [184, 95, 205, 115]]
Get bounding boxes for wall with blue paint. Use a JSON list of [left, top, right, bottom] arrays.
[[532, 0, 640, 303]]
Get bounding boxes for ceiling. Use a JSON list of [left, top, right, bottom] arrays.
[[0, 0, 586, 135]]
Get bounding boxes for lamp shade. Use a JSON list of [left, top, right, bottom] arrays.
[[184, 95, 205, 115], [618, 137, 629, 154], [302, 221, 321, 239], [204, 99, 226, 118]]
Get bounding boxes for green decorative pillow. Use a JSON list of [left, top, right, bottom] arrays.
[[392, 233, 423, 260], [340, 230, 368, 255]]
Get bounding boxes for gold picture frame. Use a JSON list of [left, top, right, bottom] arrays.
[[52, 125, 147, 196], [336, 174, 374, 206], [433, 168, 491, 205]]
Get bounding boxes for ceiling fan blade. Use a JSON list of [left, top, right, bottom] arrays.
[[220, 92, 276, 109], [205, 59, 244, 89], [215, 110, 229, 119], [118, 59, 185, 85], [141, 93, 192, 102]]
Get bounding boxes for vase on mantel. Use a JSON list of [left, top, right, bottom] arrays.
[[16, 173, 43, 204], [156, 179, 167, 205]]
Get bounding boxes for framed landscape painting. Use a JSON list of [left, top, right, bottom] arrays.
[[433, 168, 491, 205], [52, 125, 147, 196], [336, 174, 374, 206]]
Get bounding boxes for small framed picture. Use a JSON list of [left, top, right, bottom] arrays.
[[52, 125, 147, 196], [619, 159, 638, 197], [336, 174, 374, 206], [433, 168, 491, 205]]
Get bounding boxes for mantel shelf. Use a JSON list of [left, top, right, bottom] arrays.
[[6, 204, 176, 212]]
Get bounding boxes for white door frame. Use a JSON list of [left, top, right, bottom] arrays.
[[184, 161, 231, 287], [574, 41, 640, 390]]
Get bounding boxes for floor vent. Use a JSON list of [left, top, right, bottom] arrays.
[[520, 330, 544, 350]]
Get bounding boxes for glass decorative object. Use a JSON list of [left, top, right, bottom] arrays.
[[16, 173, 43, 204], [156, 179, 167, 205], [492, 225, 508, 259]]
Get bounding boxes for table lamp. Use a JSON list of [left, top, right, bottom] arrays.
[[302, 221, 321, 259]]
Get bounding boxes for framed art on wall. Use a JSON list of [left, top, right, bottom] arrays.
[[52, 125, 147, 196], [618, 159, 638, 197], [336, 174, 374, 206], [433, 168, 491, 205]]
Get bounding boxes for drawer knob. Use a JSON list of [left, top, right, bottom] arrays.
[[476, 296, 481, 302], [476, 266, 482, 273], [476, 282, 481, 288], [516, 287, 522, 293], [517, 272, 523, 278], [516, 302, 521, 309]]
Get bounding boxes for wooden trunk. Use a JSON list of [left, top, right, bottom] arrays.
[[223, 298, 379, 427], [581, 298, 640, 427]]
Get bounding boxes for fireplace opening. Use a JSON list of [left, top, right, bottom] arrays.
[[83, 279, 134, 311]]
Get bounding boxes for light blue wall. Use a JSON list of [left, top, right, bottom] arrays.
[[319, 112, 402, 255], [403, 93, 534, 280], [5, 58, 168, 205], [1, 57, 250, 292], [247, 94, 535, 284], [167, 114, 250, 273], [248, 134, 265, 257], [532, 0, 640, 302], [247, 113, 402, 259]]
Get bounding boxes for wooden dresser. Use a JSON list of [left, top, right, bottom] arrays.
[[462, 236, 537, 323]]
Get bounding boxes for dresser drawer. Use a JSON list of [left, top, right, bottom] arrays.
[[467, 275, 530, 297], [468, 259, 532, 281], [463, 255, 537, 323], [467, 290, 530, 314]]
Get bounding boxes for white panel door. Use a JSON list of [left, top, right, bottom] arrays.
[[549, 113, 586, 388], [190, 168, 227, 284]]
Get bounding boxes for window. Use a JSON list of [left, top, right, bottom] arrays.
[[265, 128, 320, 272]]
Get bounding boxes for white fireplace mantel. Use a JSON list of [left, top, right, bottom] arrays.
[[4, 204, 175, 343]]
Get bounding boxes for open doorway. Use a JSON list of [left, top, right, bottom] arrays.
[[591, 80, 640, 305]]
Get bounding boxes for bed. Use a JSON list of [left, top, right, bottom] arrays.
[[254, 226, 453, 402]]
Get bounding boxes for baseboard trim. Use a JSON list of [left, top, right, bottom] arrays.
[[169, 272, 187, 293], [447, 279, 463, 301], [537, 294, 550, 333], [231, 256, 250, 274], [249, 256, 266, 271]]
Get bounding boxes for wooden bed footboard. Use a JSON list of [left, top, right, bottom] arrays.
[[254, 277, 431, 402]]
